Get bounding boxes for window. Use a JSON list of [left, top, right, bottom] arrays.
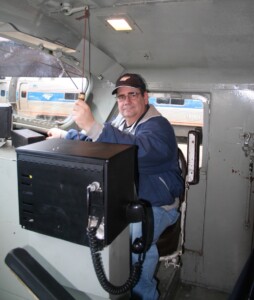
[[156, 98, 170, 104], [0, 76, 88, 126], [0, 37, 88, 131], [21, 90, 26, 98], [171, 98, 184, 105], [149, 92, 209, 167], [65, 93, 79, 101], [15, 77, 87, 122]]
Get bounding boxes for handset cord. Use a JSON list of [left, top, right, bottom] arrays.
[[87, 226, 144, 295]]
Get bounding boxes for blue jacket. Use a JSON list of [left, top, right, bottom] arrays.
[[65, 105, 184, 206]]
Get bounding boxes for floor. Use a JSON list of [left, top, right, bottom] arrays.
[[173, 283, 230, 300], [156, 262, 230, 300]]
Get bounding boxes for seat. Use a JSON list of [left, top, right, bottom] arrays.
[[156, 147, 188, 268]]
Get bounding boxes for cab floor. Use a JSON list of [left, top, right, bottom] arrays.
[[156, 262, 229, 300], [173, 283, 229, 300]]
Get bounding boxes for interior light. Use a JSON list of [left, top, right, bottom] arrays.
[[106, 18, 133, 31]]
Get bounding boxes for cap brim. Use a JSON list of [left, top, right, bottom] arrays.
[[112, 87, 118, 95], [112, 85, 139, 95]]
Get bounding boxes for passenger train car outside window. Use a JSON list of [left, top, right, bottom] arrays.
[[17, 77, 86, 121], [149, 93, 206, 167], [0, 77, 88, 129], [0, 37, 87, 132]]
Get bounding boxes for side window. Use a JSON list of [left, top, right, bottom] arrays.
[[65, 93, 79, 101], [2, 77, 88, 126], [21, 90, 27, 98], [0, 38, 88, 131], [149, 92, 209, 168]]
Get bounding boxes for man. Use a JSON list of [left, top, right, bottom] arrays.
[[48, 73, 184, 299]]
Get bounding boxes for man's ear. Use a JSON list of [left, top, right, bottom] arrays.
[[144, 91, 149, 104]]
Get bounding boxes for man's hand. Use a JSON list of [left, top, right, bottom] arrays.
[[47, 128, 66, 139], [72, 99, 95, 132]]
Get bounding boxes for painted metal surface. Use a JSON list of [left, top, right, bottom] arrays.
[[0, 0, 253, 298], [0, 142, 130, 299]]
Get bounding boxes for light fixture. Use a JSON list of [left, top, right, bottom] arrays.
[[106, 17, 133, 31]]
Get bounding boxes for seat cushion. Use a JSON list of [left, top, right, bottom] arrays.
[[156, 216, 181, 257]]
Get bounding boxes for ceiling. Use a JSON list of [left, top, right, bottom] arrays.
[[0, 0, 254, 74]]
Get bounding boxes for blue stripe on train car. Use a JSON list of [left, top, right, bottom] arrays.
[[27, 92, 75, 102]]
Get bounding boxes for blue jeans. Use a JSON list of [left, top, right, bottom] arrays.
[[131, 207, 179, 300]]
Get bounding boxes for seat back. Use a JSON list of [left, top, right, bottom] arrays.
[[156, 147, 187, 267]]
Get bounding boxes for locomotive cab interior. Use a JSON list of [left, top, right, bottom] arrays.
[[0, 1, 254, 300], [4, 129, 200, 299]]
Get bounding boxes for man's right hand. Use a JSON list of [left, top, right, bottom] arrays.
[[47, 128, 67, 139]]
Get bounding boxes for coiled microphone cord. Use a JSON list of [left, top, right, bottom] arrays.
[[87, 226, 143, 295]]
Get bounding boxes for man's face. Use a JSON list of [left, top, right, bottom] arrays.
[[116, 87, 148, 125]]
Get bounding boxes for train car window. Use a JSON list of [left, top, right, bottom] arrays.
[[171, 98, 184, 105], [149, 92, 208, 168], [21, 91, 26, 98], [1, 90, 5, 97], [156, 98, 170, 104], [65, 93, 79, 101]]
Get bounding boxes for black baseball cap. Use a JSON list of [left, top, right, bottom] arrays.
[[112, 73, 147, 95]]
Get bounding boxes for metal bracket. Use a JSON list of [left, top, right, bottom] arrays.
[[241, 132, 254, 158]]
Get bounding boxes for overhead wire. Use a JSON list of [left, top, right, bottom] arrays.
[[76, 6, 90, 94]]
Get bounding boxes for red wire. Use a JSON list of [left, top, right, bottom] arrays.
[[81, 9, 87, 91]]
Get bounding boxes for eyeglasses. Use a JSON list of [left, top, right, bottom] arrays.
[[116, 92, 140, 102]]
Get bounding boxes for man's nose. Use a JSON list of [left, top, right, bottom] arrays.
[[122, 96, 132, 103]]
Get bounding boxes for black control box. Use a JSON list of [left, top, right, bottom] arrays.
[[0, 103, 12, 139], [16, 138, 136, 246], [11, 129, 45, 147]]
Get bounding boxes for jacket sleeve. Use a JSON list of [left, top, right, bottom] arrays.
[[65, 129, 92, 141]]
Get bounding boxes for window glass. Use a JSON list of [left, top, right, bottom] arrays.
[[108, 91, 208, 168], [149, 92, 207, 167], [0, 37, 88, 131], [17, 77, 86, 122], [0, 77, 87, 126]]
